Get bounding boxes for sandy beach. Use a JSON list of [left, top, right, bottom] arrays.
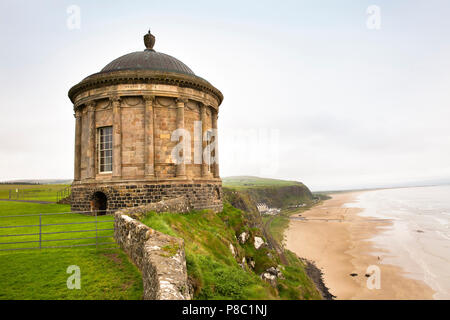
[[285, 192, 436, 299]]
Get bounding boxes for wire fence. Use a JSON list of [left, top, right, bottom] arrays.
[[6, 189, 53, 201], [0, 186, 71, 203], [0, 210, 117, 251], [56, 186, 71, 203]]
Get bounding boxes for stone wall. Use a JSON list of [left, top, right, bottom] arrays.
[[114, 208, 192, 300], [117, 197, 192, 219], [71, 181, 223, 213]]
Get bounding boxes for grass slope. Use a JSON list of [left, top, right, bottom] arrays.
[[141, 203, 321, 300], [0, 201, 143, 300]]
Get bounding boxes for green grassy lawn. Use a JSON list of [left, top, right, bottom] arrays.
[[0, 201, 143, 300], [0, 184, 70, 202], [0, 202, 114, 250]]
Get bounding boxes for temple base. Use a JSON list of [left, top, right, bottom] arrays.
[[71, 180, 223, 214]]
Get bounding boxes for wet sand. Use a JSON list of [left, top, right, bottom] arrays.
[[285, 192, 435, 299]]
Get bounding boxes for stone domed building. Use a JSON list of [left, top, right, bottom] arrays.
[[69, 30, 223, 213]]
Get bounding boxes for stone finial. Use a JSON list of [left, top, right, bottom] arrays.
[[144, 29, 155, 51]]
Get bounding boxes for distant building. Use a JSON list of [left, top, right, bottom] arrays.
[[69, 30, 223, 213], [256, 203, 280, 215], [256, 203, 269, 213]]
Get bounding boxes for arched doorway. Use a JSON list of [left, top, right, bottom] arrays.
[[91, 191, 108, 215], [215, 186, 221, 200]]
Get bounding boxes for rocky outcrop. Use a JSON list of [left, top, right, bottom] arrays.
[[114, 208, 191, 300], [260, 266, 284, 287], [254, 236, 266, 250], [229, 243, 236, 257], [238, 231, 249, 244]]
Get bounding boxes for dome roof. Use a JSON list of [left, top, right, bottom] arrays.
[[100, 30, 195, 76], [100, 50, 195, 75]]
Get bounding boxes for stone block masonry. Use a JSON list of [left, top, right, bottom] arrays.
[[71, 181, 223, 213], [118, 196, 192, 219], [114, 207, 192, 300]]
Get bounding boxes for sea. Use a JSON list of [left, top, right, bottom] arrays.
[[344, 185, 450, 299]]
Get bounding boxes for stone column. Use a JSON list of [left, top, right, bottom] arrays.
[[111, 96, 122, 179], [86, 101, 96, 179], [200, 104, 211, 178], [74, 108, 82, 181], [143, 95, 155, 177], [175, 98, 187, 178], [212, 108, 220, 178]]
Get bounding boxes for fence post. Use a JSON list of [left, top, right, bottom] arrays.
[[95, 211, 98, 249], [8, 189, 11, 200], [39, 213, 42, 250]]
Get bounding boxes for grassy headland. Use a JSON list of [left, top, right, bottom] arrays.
[[139, 176, 323, 299], [222, 176, 304, 189], [223, 176, 313, 209], [141, 203, 321, 300], [222, 176, 332, 299]]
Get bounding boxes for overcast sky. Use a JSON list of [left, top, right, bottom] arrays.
[[1, 0, 449, 191]]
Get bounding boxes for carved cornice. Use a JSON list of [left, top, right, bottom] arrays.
[[68, 70, 223, 107]]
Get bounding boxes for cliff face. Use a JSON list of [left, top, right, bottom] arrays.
[[219, 178, 323, 299], [222, 182, 314, 234], [222, 188, 260, 224], [223, 184, 313, 212], [242, 184, 313, 208]]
